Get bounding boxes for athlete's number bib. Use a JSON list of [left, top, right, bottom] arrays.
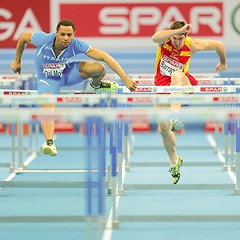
[[160, 56, 184, 76], [42, 63, 66, 77]]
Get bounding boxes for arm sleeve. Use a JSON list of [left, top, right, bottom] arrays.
[[72, 38, 91, 53], [32, 32, 55, 47]]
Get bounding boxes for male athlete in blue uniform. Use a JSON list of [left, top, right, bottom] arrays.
[[11, 19, 137, 157]]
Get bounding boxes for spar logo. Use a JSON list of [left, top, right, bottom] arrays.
[[213, 96, 239, 102], [56, 2, 223, 37], [200, 87, 228, 92], [231, 4, 240, 35], [135, 79, 154, 85], [133, 87, 153, 93], [4, 91, 32, 95], [57, 97, 84, 103], [127, 97, 153, 103]]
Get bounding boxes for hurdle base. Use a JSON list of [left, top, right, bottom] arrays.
[[112, 220, 120, 229], [234, 189, 240, 195], [118, 188, 124, 196], [16, 164, 28, 173], [230, 165, 236, 171], [107, 187, 112, 195], [222, 164, 230, 171], [10, 166, 16, 173], [125, 164, 130, 172]]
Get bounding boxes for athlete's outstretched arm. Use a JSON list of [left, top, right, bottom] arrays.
[[11, 32, 33, 74], [86, 47, 137, 90], [191, 39, 227, 72]]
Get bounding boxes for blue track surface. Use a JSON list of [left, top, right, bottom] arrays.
[[0, 130, 239, 240]]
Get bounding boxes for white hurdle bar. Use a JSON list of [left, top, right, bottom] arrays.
[[0, 91, 240, 106], [120, 85, 240, 94], [1, 84, 238, 95], [104, 72, 221, 80], [132, 77, 232, 86]]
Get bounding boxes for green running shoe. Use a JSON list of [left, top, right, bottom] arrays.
[[170, 118, 184, 132], [169, 156, 183, 184], [42, 143, 57, 156], [90, 80, 119, 92]]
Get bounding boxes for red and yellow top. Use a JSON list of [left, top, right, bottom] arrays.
[[154, 36, 197, 86]]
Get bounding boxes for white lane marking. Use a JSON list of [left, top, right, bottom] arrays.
[[207, 133, 236, 184]]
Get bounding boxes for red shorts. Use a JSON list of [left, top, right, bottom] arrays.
[[154, 72, 198, 86]]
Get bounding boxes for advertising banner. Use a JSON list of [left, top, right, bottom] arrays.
[[0, 0, 49, 48], [0, 0, 240, 48]]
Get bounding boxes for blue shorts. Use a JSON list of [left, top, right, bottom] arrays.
[[37, 63, 86, 94]]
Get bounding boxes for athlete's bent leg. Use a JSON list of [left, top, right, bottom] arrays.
[[78, 61, 119, 92], [79, 61, 106, 87], [170, 70, 191, 110]]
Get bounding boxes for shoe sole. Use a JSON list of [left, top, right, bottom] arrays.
[[42, 147, 57, 157]]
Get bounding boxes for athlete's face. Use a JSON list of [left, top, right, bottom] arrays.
[[55, 25, 75, 49], [171, 34, 186, 50]]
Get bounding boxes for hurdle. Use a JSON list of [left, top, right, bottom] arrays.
[[2, 86, 239, 210], [0, 103, 239, 192], [1, 93, 240, 237]]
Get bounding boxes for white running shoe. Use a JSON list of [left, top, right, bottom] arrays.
[[42, 144, 57, 156], [90, 80, 119, 92], [170, 118, 184, 132]]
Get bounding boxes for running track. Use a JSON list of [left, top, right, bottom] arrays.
[[0, 48, 240, 239]]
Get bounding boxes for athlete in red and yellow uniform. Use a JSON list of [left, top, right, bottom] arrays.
[[152, 21, 227, 184], [154, 36, 197, 86]]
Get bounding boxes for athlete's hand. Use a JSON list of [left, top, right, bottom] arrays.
[[180, 24, 192, 35], [124, 77, 138, 91], [214, 63, 227, 72], [11, 60, 22, 74]]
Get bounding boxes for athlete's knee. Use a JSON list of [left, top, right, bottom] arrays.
[[170, 71, 185, 85], [158, 122, 171, 136], [80, 61, 106, 79], [39, 92, 56, 109], [91, 62, 106, 74]]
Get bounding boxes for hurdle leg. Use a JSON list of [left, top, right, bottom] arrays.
[[234, 120, 240, 195], [10, 124, 16, 173], [85, 117, 107, 239], [17, 121, 27, 170], [129, 123, 134, 154], [123, 122, 130, 171], [107, 165, 111, 194], [107, 123, 113, 195], [213, 120, 220, 153], [35, 123, 41, 155], [96, 117, 107, 238], [117, 122, 124, 196], [110, 121, 119, 228], [230, 119, 236, 171], [28, 123, 33, 155], [223, 121, 229, 170]]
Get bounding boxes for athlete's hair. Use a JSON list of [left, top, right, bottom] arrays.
[[170, 21, 187, 36], [56, 19, 76, 32]]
